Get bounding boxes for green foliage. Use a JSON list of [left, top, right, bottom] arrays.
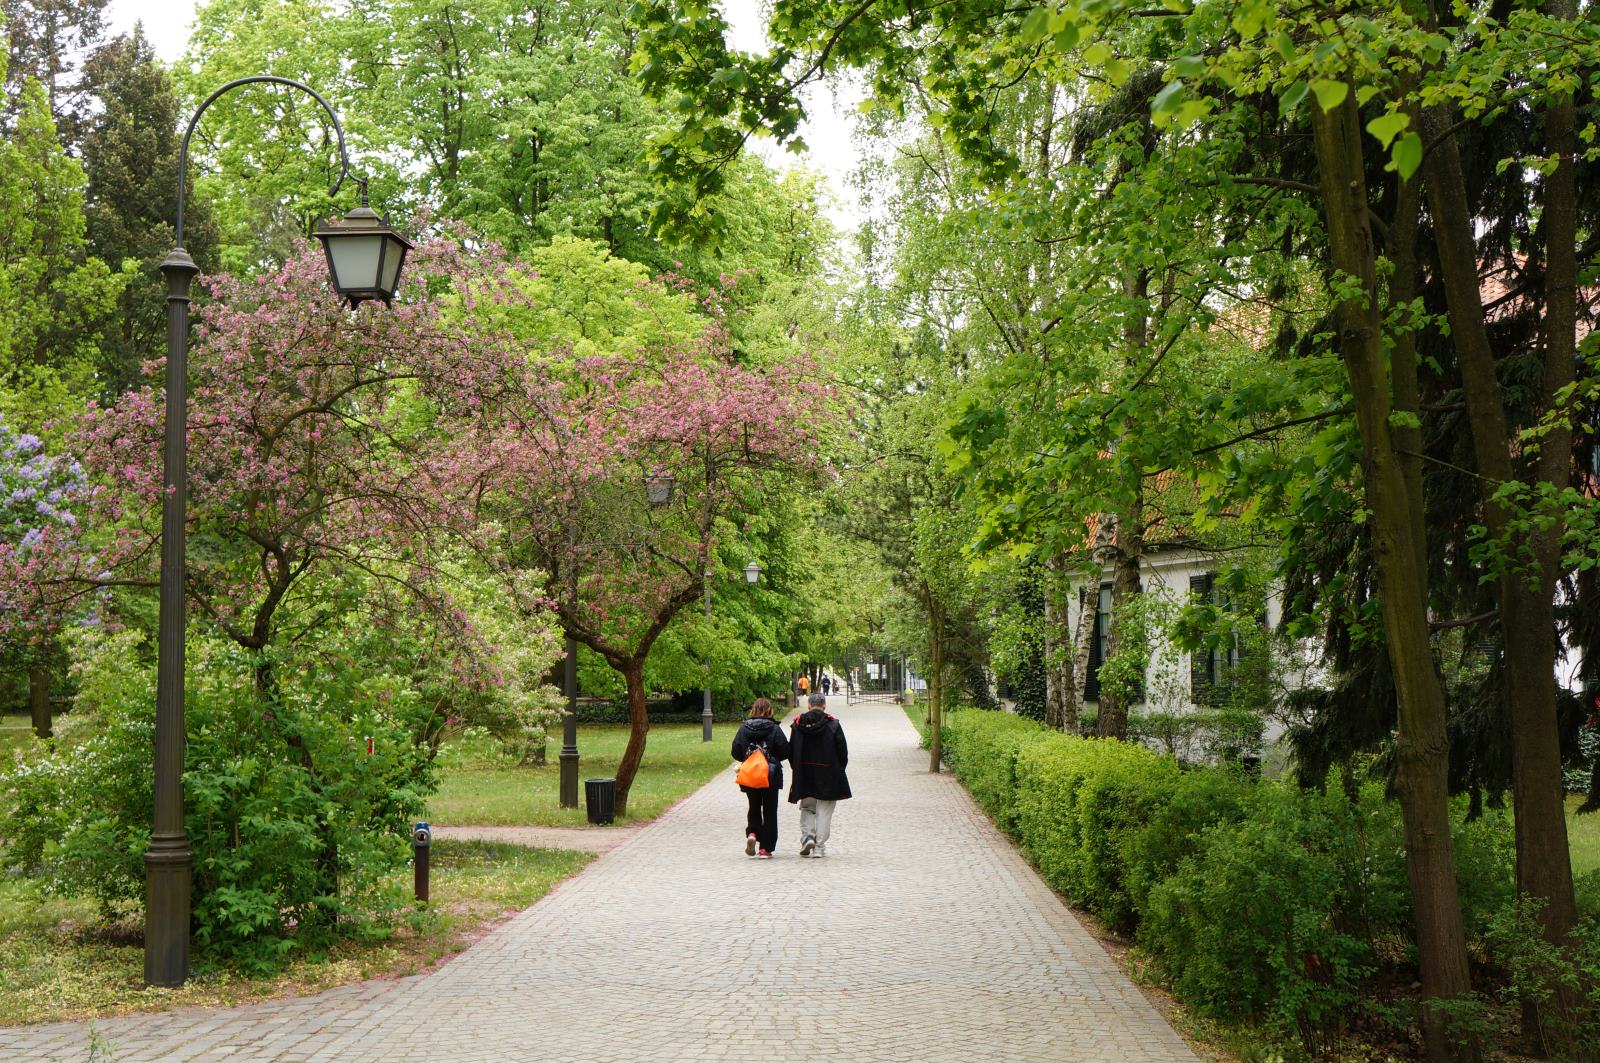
[[0, 76, 121, 418], [1139, 784, 1386, 1046], [1, 626, 439, 971], [940, 709, 1044, 833], [1012, 731, 1179, 928], [1119, 766, 1256, 920], [80, 28, 221, 394], [1483, 900, 1600, 1061], [178, 0, 828, 284], [938, 708, 1520, 1048]]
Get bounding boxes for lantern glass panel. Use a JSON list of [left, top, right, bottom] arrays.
[[378, 236, 406, 294], [644, 474, 675, 507], [327, 233, 384, 293]]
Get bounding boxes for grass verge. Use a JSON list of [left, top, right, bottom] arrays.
[[0, 840, 589, 1026], [901, 699, 931, 748], [428, 722, 731, 826], [1570, 794, 1600, 879], [0, 712, 36, 755]]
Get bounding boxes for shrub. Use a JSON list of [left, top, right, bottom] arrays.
[[1, 628, 436, 972], [1485, 899, 1600, 1061], [1013, 734, 1179, 928], [1120, 766, 1257, 921], [1137, 783, 1391, 1048], [940, 709, 1046, 834]]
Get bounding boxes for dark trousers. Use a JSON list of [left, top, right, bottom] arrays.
[[744, 787, 780, 851]]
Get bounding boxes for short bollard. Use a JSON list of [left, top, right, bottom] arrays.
[[412, 821, 431, 903]]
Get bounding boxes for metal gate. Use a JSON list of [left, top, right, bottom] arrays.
[[846, 653, 905, 704]]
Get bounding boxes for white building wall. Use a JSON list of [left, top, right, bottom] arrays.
[[1064, 548, 1304, 758]]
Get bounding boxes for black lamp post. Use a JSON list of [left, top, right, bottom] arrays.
[[148, 76, 406, 989], [559, 472, 678, 807], [700, 560, 760, 742]]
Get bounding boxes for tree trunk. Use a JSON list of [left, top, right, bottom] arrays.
[[1098, 493, 1144, 741], [1416, 96, 1579, 1019], [1068, 579, 1094, 734], [1581, 756, 1600, 817], [928, 599, 946, 773], [29, 664, 50, 739], [612, 658, 651, 817], [1312, 94, 1478, 1063]]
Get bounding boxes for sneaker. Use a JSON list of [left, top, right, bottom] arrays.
[[813, 846, 826, 858], [757, 849, 773, 859], [799, 835, 816, 857], [745, 833, 758, 857]]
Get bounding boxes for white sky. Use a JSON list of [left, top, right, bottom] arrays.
[[105, 0, 866, 230]]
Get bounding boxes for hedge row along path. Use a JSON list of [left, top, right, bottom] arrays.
[[4, 698, 1198, 1062]]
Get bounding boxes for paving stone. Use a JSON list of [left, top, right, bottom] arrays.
[[0, 697, 1197, 1062]]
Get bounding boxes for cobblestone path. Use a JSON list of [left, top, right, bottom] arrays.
[[4, 698, 1198, 1062]]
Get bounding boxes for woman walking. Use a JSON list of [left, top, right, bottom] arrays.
[[731, 697, 790, 858]]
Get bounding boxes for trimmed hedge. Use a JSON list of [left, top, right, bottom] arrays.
[[939, 708, 1519, 1050], [941, 710, 1042, 835], [1014, 733, 1178, 928]]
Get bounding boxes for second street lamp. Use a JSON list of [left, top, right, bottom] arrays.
[[701, 560, 761, 742], [148, 75, 407, 989], [560, 473, 679, 807]]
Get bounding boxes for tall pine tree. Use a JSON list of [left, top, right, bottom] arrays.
[[81, 27, 219, 393]]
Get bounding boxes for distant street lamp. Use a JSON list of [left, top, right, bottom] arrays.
[[643, 470, 676, 507], [560, 472, 680, 807], [701, 560, 762, 742], [147, 76, 407, 989]]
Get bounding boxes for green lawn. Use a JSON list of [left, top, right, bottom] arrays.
[[0, 712, 36, 755], [427, 722, 733, 826], [1570, 794, 1600, 878], [0, 840, 589, 1026]]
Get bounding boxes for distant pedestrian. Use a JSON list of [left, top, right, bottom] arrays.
[[797, 673, 810, 697], [788, 692, 851, 857], [731, 697, 790, 859], [821, 675, 832, 696]]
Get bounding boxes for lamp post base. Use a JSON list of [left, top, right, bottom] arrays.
[[559, 713, 579, 809], [144, 832, 192, 987]]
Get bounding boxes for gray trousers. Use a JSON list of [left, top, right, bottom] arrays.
[[799, 797, 836, 850]]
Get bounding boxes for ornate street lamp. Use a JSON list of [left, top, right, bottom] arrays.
[[744, 561, 762, 584], [148, 76, 406, 989], [314, 198, 414, 308], [562, 471, 683, 806]]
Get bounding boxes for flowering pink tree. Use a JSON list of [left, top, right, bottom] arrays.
[[15, 232, 552, 917], [454, 295, 826, 813], [71, 234, 525, 680]]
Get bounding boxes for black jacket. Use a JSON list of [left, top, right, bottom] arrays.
[[787, 709, 851, 803], [731, 717, 790, 791]]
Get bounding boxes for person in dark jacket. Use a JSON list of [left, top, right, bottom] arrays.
[[731, 697, 790, 858], [788, 692, 851, 857]]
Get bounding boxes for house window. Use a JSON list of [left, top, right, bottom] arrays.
[[1189, 572, 1255, 706], [1084, 582, 1112, 701]]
